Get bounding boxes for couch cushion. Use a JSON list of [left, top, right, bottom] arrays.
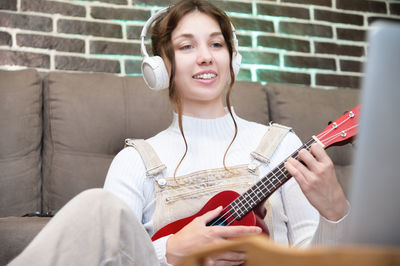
[[0, 69, 42, 217], [0, 217, 50, 265], [266, 83, 360, 195], [230, 81, 269, 125], [42, 72, 172, 212]]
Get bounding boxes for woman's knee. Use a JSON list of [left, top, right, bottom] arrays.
[[59, 188, 127, 217], [73, 189, 126, 210], [74, 188, 111, 202]]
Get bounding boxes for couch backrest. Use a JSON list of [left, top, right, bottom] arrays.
[[0, 68, 359, 215], [0, 69, 42, 217]]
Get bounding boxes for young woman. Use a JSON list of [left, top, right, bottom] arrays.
[[10, 1, 348, 265], [104, 0, 349, 265]]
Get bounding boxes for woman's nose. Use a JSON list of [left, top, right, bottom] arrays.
[[197, 45, 213, 65]]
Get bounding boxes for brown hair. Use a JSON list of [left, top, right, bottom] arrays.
[[151, 0, 238, 177]]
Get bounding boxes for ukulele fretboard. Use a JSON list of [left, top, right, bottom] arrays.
[[228, 138, 316, 220]]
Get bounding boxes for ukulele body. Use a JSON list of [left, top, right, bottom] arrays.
[[151, 190, 267, 241]]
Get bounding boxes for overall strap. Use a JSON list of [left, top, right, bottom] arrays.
[[251, 123, 292, 164], [124, 138, 166, 178]]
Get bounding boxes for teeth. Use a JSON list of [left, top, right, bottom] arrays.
[[193, 73, 216, 79]]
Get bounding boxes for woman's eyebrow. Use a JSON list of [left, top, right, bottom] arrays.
[[210, 32, 223, 38], [173, 32, 223, 42], [173, 33, 194, 41]]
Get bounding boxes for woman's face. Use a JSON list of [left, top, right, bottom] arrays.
[[169, 11, 230, 115]]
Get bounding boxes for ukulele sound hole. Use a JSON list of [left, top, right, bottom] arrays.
[[206, 216, 228, 226]]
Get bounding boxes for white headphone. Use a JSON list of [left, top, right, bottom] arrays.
[[140, 7, 242, 91]]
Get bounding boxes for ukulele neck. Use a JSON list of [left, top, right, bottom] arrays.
[[227, 138, 316, 221]]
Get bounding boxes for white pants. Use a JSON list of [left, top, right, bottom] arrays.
[[9, 189, 159, 266]]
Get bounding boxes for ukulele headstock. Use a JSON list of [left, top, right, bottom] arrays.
[[315, 105, 360, 149]]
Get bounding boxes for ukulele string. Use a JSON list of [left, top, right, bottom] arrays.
[[209, 161, 293, 227], [208, 205, 235, 226], [224, 169, 286, 227], [224, 154, 306, 227], [318, 115, 351, 139], [320, 124, 358, 146], [317, 114, 356, 142], [209, 166, 290, 227]]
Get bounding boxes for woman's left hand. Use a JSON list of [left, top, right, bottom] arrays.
[[284, 143, 348, 221]]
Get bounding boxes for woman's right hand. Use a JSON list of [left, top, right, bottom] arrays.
[[165, 206, 262, 265]]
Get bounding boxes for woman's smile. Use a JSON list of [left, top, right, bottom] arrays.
[[192, 70, 218, 84]]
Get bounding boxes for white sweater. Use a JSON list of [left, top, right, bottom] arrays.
[[104, 110, 347, 265]]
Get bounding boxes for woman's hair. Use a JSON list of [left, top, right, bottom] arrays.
[[151, 0, 238, 177]]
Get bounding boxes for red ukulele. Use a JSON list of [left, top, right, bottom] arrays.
[[152, 105, 360, 241]]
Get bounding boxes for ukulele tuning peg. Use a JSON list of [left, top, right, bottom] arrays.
[[327, 121, 333, 125], [343, 110, 348, 115]]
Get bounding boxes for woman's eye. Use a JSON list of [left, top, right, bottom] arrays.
[[179, 45, 192, 50], [211, 42, 223, 48]]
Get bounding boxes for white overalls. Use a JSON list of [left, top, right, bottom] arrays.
[[125, 123, 291, 240]]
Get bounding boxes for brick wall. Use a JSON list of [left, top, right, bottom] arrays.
[[1, 0, 399, 89]]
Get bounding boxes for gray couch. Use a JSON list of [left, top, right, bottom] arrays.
[[0, 69, 359, 265]]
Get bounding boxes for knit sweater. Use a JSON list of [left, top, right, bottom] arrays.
[[104, 109, 347, 265]]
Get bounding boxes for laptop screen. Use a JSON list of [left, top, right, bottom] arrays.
[[343, 21, 400, 247]]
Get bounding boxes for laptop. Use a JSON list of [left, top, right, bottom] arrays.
[[343, 21, 400, 247]]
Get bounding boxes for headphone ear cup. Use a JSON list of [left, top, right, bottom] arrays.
[[232, 51, 242, 77], [141, 56, 169, 91]]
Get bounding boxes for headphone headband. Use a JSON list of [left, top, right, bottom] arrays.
[[140, 7, 169, 58], [140, 6, 242, 91]]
